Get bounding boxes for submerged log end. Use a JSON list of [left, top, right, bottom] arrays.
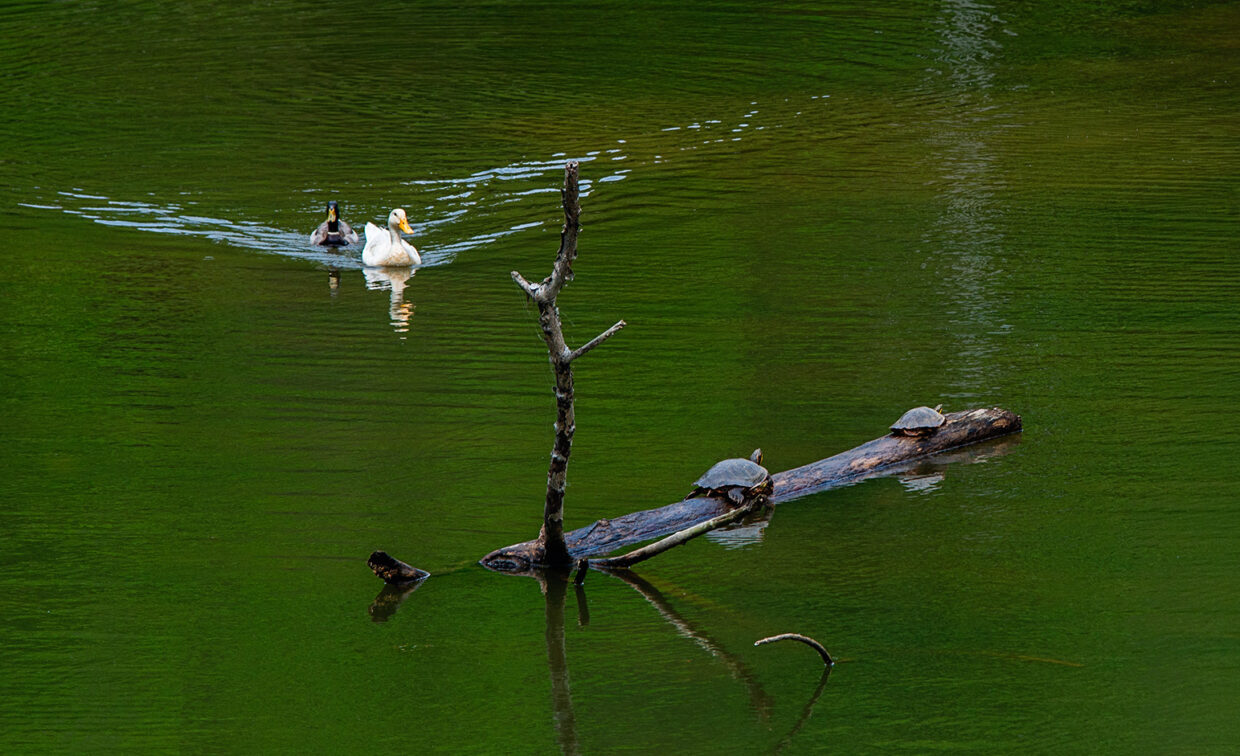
[[956, 406, 1021, 434], [888, 406, 1021, 446], [479, 543, 539, 574], [368, 551, 430, 585]]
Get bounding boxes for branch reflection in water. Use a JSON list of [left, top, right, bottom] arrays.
[[552, 569, 835, 753], [541, 571, 582, 756], [605, 569, 774, 720], [771, 669, 832, 755], [369, 565, 832, 753]]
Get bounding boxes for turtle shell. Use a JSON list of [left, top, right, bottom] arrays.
[[890, 405, 946, 435], [694, 457, 770, 489]]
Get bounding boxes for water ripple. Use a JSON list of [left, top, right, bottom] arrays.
[[16, 92, 848, 268]]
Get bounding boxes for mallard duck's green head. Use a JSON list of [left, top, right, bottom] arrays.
[[326, 200, 340, 231]]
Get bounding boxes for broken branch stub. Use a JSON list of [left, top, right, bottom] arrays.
[[507, 162, 626, 570]]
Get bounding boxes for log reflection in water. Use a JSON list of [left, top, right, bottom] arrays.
[[367, 581, 426, 623]]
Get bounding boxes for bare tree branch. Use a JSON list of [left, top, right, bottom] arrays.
[[503, 162, 626, 570], [512, 271, 541, 299], [589, 498, 768, 569], [754, 633, 834, 666], [569, 320, 626, 363], [548, 165, 581, 292]]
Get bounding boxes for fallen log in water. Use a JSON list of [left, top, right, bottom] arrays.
[[479, 407, 1021, 573]]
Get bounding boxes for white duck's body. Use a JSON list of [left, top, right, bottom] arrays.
[[362, 208, 420, 266]]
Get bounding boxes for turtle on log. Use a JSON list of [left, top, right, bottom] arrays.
[[890, 405, 947, 437], [687, 448, 774, 507]]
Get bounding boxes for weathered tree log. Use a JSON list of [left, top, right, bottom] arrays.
[[480, 407, 1020, 572], [772, 406, 1019, 501]]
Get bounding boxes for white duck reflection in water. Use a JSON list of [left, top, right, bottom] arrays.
[[363, 266, 416, 333]]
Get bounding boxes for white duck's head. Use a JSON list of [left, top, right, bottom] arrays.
[[388, 208, 414, 235]]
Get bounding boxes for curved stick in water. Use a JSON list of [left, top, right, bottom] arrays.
[[755, 633, 834, 666]]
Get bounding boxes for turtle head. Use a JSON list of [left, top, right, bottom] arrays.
[[749, 448, 763, 464]]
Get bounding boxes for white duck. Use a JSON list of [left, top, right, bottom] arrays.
[[362, 208, 420, 266]]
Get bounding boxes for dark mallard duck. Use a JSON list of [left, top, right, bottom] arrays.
[[310, 200, 361, 246]]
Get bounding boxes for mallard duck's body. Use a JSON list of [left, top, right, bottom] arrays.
[[310, 200, 360, 246], [363, 208, 420, 266]]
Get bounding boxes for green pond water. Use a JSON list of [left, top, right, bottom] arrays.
[[2, 0, 1238, 752]]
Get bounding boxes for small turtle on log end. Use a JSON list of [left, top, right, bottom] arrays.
[[890, 405, 946, 437], [687, 448, 774, 507]]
